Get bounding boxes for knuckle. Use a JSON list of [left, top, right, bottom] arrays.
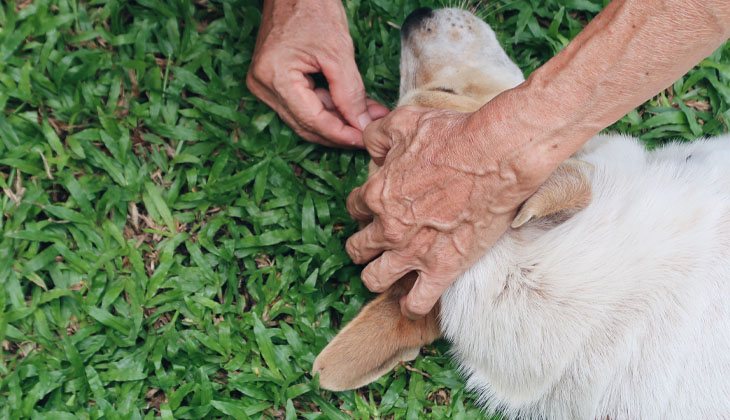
[[332, 33, 355, 53], [245, 71, 257, 92], [382, 225, 403, 244], [347, 204, 364, 221], [296, 112, 317, 132], [361, 266, 382, 292], [363, 119, 381, 139], [411, 303, 429, 317], [402, 300, 425, 320], [412, 232, 436, 257], [299, 120, 315, 132], [345, 238, 361, 263], [248, 56, 270, 83], [407, 295, 430, 316], [340, 80, 364, 96], [383, 253, 399, 271], [246, 69, 266, 99], [345, 190, 360, 213], [394, 106, 418, 124], [361, 181, 382, 208]]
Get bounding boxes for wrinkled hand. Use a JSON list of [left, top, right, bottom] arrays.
[[346, 106, 546, 318], [247, 0, 389, 148]]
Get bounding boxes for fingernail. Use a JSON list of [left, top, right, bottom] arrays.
[[357, 113, 372, 130]]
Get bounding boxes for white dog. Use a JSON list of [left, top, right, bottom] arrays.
[[314, 7, 730, 419]]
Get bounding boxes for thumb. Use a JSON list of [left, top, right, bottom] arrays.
[[400, 271, 445, 320], [362, 118, 391, 166], [320, 57, 372, 131]]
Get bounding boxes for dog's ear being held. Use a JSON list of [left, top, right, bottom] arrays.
[[312, 273, 441, 391], [511, 159, 594, 229]]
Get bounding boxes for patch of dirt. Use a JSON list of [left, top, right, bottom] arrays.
[[145, 388, 167, 413], [428, 388, 451, 405]]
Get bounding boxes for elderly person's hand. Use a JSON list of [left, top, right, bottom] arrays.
[[247, 0, 388, 147], [346, 103, 552, 319]]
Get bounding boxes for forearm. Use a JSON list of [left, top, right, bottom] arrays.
[[259, 0, 346, 35], [474, 0, 730, 182]]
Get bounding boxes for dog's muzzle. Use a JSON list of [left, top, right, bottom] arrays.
[[401, 7, 433, 39]]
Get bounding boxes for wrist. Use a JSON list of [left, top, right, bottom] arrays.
[[264, 0, 347, 24], [465, 87, 567, 188]]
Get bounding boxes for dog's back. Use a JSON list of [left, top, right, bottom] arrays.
[[441, 134, 730, 418]]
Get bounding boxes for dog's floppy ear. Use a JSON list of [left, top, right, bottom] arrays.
[[312, 273, 441, 391], [511, 159, 594, 228]]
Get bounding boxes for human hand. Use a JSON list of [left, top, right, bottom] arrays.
[[247, 0, 389, 148], [345, 106, 553, 318]]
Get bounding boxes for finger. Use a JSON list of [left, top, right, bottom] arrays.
[[316, 89, 385, 139], [266, 95, 341, 147], [319, 57, 371, 131], [314, 87, 337, 112], [286, 73, 365, 147], [248, 68, 354, 147], [248, 82, 338, 147], [346, 185, 374, 221], [400, 271, 446, 320], [363, 105, 429, 161], [304, 74, 316, 90], [361, 251, 416, 293], [366, 98, 390, 120], [362, 118, 392, 166], [315, 90, 389, 125], [345, 221, 385, 264]]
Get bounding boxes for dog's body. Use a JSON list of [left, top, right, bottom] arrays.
[[314, 7, 730, 418], [443, 133, 730, 418]]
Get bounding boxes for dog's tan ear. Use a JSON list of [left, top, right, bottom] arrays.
[[511, 159, 594, 228], [312, 273, 440, 391]]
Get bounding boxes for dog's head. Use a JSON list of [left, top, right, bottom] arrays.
[[398, 7, 524, 111], [313, 8, 592, 392]]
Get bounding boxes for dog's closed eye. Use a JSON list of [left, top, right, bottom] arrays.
[[432, 87, 457, 94]]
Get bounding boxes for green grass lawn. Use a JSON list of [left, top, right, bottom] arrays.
[[1, 0, 728, 418]]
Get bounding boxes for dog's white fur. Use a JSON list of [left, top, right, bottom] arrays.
[[409, 8, 730, 418], [442, 133, 730, 418]]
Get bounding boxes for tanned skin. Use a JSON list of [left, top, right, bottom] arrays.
[[247, 0, 388, 147]]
